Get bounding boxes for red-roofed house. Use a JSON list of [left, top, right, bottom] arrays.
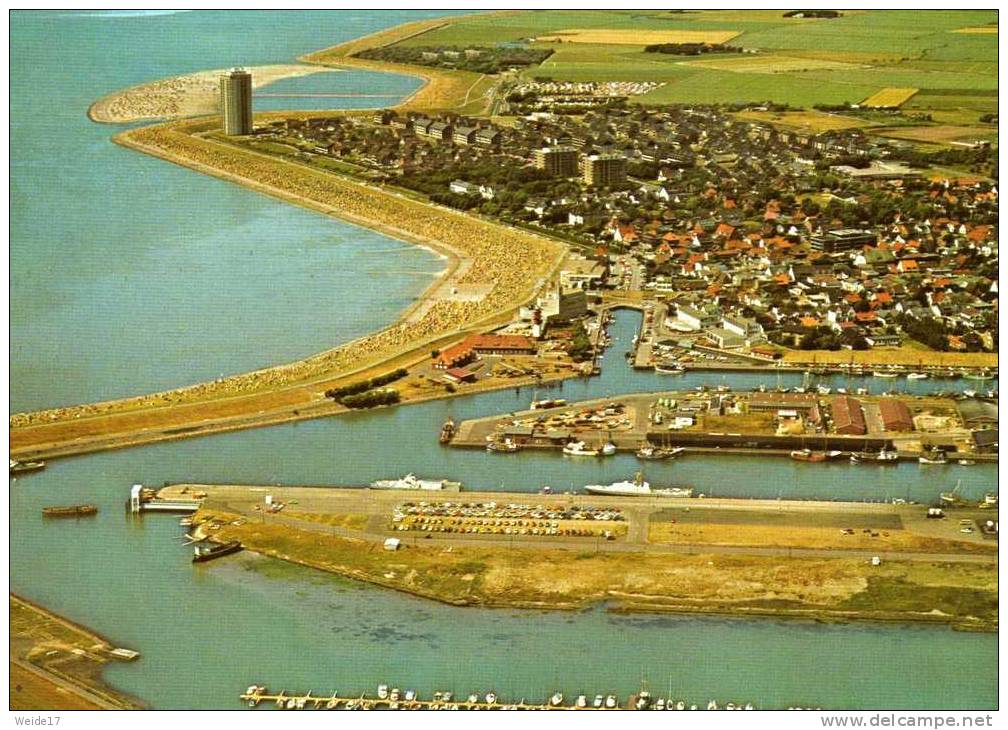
[[434, 333, 536, 369], [714, 223, 737, 240]]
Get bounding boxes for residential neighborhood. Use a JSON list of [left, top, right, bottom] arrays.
[[243, 104, 997, 357]]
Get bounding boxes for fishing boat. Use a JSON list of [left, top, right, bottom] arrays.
[[192, 540, 243, 563], [790, 449, 827, 463], [9, 458, 45, 475], [486, 439, 519, 453], [585, 471, 692, 498], [919, 449, 948, 465], [853, 447, 899, 464], [562, 440, 598, 457], [636, 443, 685, 460], [41, 504, 98, 518], [439, 419, 456, 444]]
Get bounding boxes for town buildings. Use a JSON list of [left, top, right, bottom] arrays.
[[534, 146, 579, 177], [582, 154, 627, 186]]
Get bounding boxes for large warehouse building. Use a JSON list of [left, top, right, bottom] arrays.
[[832, 395, 867, 435]]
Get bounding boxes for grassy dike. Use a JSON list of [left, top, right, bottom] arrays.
[[203, 509, 998, 632]]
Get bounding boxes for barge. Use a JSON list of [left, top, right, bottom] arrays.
[[42, 504, 98, 518]]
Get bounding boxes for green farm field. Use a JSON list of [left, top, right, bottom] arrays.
[[373, 9, 996, 124]]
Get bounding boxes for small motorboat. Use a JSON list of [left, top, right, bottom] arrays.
[[563, 441, 598, 457], [790, 449, 827, 463]]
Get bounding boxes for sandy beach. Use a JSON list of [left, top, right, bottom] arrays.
[[87, 64, 336, 123]]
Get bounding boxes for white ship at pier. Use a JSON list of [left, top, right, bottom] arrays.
[[584, 472, 692, 498], [370, 473, 449, 491]]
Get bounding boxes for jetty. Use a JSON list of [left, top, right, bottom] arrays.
[[128, 484, 202, 514]]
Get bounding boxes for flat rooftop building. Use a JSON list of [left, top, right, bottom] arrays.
[[535, 146, 579, 177], [582, 154, 626, 187], [748, 393, 818, 411], [220, 68, 253, 136], [810, 229, 877, 253]]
